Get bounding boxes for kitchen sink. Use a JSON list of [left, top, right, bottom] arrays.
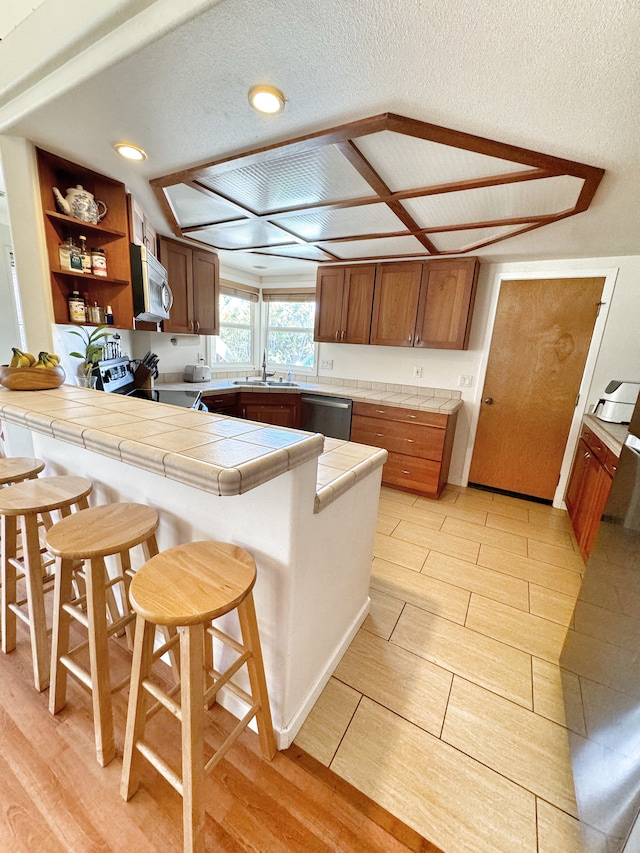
[[231, 379, 299, 387]]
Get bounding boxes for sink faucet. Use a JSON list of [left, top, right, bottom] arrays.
[[261, 350, 275, 382]]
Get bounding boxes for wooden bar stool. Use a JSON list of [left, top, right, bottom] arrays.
[[0, 475, 92, 692], [0, 457, 45, 487], [120, 540, 277, 853], [46, 502, 160, 767]]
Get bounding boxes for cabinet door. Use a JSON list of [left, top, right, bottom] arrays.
[[314, 267, 345, 342], [343, 265, 375, 344], [566, 438, 613, 560], [159, 237, 193, 334], [370, 263, 423, 346], [415, 258, 479, 349], [240, 402, 297, 427], [192, 248, 219, 335]]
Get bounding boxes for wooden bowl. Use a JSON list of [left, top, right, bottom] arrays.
[[0, 364, 66, 390]]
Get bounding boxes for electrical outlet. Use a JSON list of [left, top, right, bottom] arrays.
[[458, 375, 473, 388], [320, 358, 333, 370], [413, 366, 423, 379]]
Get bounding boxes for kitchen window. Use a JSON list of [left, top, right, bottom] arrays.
[[263, 288, 316, 371], [212, 280, 259, 365]]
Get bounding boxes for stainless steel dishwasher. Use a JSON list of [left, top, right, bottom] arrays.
[[300, 394, 352, 440]]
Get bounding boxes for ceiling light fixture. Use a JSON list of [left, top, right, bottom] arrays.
[[114, 142, 147, 161], [248, 85, 285, 115]]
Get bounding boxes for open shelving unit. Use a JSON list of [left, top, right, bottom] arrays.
[[36, 148, 134, 328]]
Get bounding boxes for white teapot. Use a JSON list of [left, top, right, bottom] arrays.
[[53, 185, 107, 224]]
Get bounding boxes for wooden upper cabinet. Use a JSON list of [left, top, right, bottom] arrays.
[[127, 194, 158, 256], [314, 267, 346, 342], [159, 237, 219, 335], [158, 238, 193, 334], [415, 258, 479, 349], [316, 257, 479, 350], [314, 265, 374, 343], [370, 263, 423, 347], [192, 248, 219, 335]]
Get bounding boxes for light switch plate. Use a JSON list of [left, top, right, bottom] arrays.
[[458, 375, 473, 387], [413, 366, 423, 379], [320, 359, 333, 370]]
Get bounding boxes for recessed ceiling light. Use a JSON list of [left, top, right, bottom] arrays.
[[248, 85, 285, 115], [114, 142, 147, 161]]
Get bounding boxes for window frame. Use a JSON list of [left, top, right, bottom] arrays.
[[207, 282, 259, 370]]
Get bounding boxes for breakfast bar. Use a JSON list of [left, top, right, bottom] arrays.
[[0, 383, 387, 747]]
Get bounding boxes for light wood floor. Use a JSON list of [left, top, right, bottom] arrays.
[[294, 484, 591, 853]]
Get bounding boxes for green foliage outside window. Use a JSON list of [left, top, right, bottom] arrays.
[[266, 301, 315, 367]]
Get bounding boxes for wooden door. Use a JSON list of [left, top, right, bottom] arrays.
[[192, 248, 219, 335], [469, 277, 604, 500], [415, 258, 479, 349], [314, 267, 345, 342], [159, 237, 193, 334], [343, 265, 375, 344], [370, 263, 423, 346]]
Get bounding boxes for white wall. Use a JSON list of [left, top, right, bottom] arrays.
[[0, 223, 21, 356]]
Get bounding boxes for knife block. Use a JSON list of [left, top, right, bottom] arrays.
[[133, 364, 153, 389]]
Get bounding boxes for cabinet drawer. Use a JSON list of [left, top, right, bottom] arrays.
[[604, 447, 619, 478], [580, 425, 607, 465], [352, 401, 447, 428], [351, 415, 445, 460], [382, 452, 440, 493]]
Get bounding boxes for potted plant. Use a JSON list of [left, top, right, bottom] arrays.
[[68, 325, 111, 387]]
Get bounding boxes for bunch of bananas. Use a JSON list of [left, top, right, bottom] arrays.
[[9, 347, 60, 368], [35, 352, 61, 369]]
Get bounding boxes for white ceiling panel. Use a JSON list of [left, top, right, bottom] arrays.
[[429, 224, 536, 253], [402, 175, 585, 228], [321, 235, 426, 260], [356, 130, 532, 191], [196, 145, 374, 214], [164, 183, 245, 227], [272, 203, 406, 240], [187, 220, 294, 250]]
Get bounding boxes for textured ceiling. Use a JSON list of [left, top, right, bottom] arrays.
[[1, 0, 639, 276]]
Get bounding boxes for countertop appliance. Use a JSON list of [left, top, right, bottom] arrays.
[[561, 396, 640, 851], [130, 244, 173, 323], [300, 393, 352, 440], [184, 364, 211, 382], [95, 357, 207, 410], [594, 379, 640, 424]]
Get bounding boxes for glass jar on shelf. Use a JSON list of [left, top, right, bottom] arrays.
[[91, 247, 107, 277]]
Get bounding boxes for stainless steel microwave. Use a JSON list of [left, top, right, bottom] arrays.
[[130, 244, 173, 323]]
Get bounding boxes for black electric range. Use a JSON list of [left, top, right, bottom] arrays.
[[95, 358, 207, 411]]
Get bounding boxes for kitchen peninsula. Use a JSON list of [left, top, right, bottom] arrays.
[[0, 382, 387, 747]]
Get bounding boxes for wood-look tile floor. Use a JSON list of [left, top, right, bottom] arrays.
[[294, 484, 590, 853]]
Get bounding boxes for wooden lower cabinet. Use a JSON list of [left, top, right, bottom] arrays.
[[350, 401, 458, 498], [201, 392, 237, 417], [565, 423, 618, 560], [237, 393, 300, 429]]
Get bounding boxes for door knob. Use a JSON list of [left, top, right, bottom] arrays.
[[483, 397, 494, 405]]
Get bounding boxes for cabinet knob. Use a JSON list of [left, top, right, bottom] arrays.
[[483, 397, 494, 405], [405, 439, 415, 443], [376, 409, 386, 414], [407, 335, 412, 343], [584, 451, 591, 459], [375, 433, 384, 437], [195, 320, 200, 333], [402, 470, 411, 475], [415, 336, 420, 345], [335, 330, 340, 341]]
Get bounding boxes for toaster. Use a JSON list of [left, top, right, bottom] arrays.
[[183, 364, 211, 383], [594, 379, 640, 424]]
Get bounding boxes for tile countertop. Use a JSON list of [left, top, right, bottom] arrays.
[[160, 374, 464, 415], [583, 413, 629, 457], [0, 384, 387, 512]]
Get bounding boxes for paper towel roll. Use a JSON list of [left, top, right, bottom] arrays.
[[170, 335, 201, 346]]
